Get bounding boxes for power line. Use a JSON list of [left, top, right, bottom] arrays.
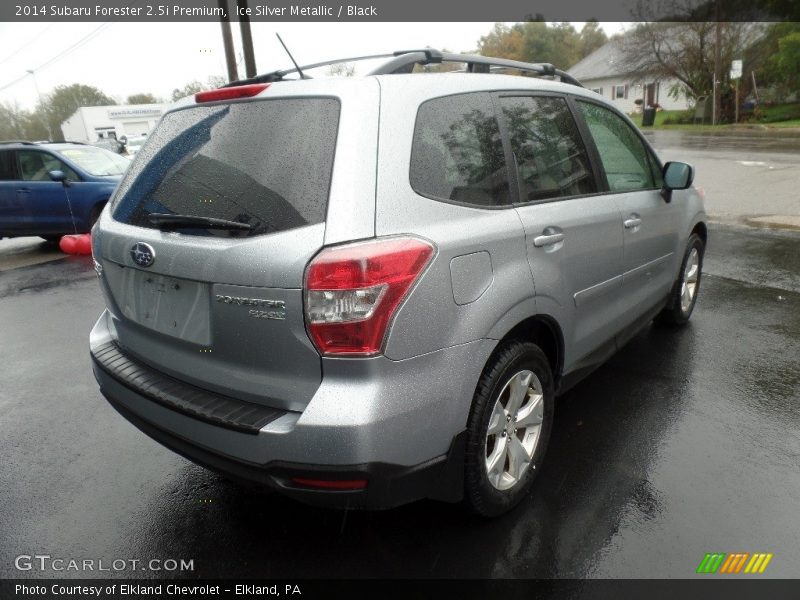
[[0, 24, 55, 66], [0, 22, 113, 93]]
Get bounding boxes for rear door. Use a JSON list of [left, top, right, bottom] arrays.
[[0, 150, 22, 233], [499, 93, 626, 369], [95, 85, 379, 412], [16, 149, 74, 233], [575, 101, 679, 322]]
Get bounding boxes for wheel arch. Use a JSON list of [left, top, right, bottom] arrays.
[[491, 314, 564, 388], [691, 220, 707, 245]]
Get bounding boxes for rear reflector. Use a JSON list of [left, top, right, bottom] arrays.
[[291, 478, 368, 491], [304, 236, 435, 356], [195, 83, 270, 103]]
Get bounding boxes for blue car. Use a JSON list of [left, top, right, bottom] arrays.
[[0, 141, 129, 241]]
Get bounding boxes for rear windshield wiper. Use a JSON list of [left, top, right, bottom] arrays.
[[147, 213, 253, 231]]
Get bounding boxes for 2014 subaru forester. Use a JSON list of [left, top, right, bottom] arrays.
[[90, 50, 707, 516]]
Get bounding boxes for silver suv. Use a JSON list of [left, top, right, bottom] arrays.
[[90, 50, 706, 516]]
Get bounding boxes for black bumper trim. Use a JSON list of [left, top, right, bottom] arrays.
[[102, 390, 466, 510], [91, 341, 287, 434]]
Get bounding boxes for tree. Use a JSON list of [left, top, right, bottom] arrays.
[[618, 22, 764, 108], [750, 22, 800, 97], [40, 84, 115, 141], [771, 31, 800, 93], [171, 76, 227, 101], [477, 21, 607, 70], [327, 63, 355, 77], [127, 93, 159, 104], [477, 23, 526, 62], [579, 21, 608, 58], [0, 101, 29, 140]]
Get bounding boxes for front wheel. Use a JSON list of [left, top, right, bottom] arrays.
[[464, 341, 554, 517], [656, 233, 704, 326]]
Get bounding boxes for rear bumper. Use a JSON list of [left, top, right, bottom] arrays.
[[90, 310, 494, 509]]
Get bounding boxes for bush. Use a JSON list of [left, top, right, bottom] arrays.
[[662, 109, 694, 125]]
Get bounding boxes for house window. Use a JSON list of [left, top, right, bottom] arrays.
[[591, 87, 603, 96], [612, 84, 628, 100]]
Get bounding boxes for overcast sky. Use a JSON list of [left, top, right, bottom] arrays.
[[0, 21, 626, 110]]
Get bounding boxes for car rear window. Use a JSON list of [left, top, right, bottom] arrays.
[[410, 92, 510, 208], [112, 98, 340, 237]]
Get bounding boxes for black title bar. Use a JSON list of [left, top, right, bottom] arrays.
[[2, 0, 797, 22]]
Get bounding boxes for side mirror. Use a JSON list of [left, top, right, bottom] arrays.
[[661, 161, 694, 202], [48, 170, 69, 186]]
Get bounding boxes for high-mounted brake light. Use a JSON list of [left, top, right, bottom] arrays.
[[194, 83, 270, 103], [304, 236, 436, 356]]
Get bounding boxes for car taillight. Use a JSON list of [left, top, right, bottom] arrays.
[[304, 236, 435, 356], [194, 83, 270, 103]]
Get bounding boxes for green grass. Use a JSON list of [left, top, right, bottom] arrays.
[[758, 103, 800, 123], [631, 102, 800, 131]]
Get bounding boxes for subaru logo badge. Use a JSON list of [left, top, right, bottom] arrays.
[[131, 242, 155, 268]]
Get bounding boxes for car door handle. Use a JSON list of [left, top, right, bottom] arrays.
[[15, 188, 31, 194], [624, 217, 642, 229], [533, 232, 565, 247]]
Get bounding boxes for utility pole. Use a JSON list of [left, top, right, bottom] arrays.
[[218, 0, 238, 82], [237, 0, 257, 78], [26, 69, 53, 140], [713, 1, 721, 125]]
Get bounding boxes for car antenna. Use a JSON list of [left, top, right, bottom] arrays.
[[275, 33, 306, 79]]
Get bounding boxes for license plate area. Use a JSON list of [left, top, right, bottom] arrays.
[[104, 264, 211, 345]]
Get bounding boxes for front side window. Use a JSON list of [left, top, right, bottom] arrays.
[[500, 95, 596, 202], [56, 146, 129, 177], [410, 92, 509, 207], [577, 101, 656, 192], [18, 150, 79, 181]]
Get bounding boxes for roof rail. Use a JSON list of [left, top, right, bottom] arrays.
[[222, 48, 582, 88], [371, 50, 582, 87], [0, 140, 38, 145]]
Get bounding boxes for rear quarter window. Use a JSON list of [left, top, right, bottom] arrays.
[[112, 98, 340, 237], [410, 92, 510, 208]]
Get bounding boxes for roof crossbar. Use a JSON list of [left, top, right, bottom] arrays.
[[222, 48, 583, 88]]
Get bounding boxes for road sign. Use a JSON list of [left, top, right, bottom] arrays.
[[730, 59, 743, 79]]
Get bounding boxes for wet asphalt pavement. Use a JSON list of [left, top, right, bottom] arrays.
[[1, 223, 798, 580]]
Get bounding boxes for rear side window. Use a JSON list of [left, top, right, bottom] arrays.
[[410, 92, 510, 207], [112, 98, 340, 237], [0, 151, 15, 180], [500, 95, 596, 202], [577, 101, 655, 192]]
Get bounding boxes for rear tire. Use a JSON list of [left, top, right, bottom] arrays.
[[656, 233, 704, 326], [464, 341, 554, 517]]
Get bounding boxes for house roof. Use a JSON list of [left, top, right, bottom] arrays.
[[568, 23, 767, 83], [567, 39, 633, 81]]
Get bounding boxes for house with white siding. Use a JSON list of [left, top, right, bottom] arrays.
[[567, 39, 692, 113]]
